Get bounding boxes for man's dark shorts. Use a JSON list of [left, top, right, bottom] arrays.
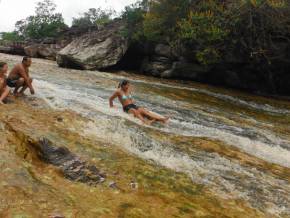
[[6, 78, 18, 88]]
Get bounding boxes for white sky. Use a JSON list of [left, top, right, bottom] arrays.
[[0, 0, 138, 32]]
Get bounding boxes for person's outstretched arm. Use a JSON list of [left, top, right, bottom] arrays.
[[109, 91, 119, 108], [19, 67, 34, 94]]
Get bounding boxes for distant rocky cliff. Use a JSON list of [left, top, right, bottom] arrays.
[[53, 19, 290, 96]]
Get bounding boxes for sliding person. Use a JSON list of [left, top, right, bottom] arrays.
[[7, 56, 35, 97], [0, 62, 10, 104], [109, 80, 169, 125]]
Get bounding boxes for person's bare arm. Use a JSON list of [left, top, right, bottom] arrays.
[[26, 68, 35, 94], [109, 91, 119, 108], [18, 67, 34, 93]]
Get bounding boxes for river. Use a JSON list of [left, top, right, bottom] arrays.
[[1, 53, 290, 217]]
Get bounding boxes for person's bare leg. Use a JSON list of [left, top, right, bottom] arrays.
[[0, 78, 5, 91], [19, 84, 28, 95], [139, 108, 169, 123], [128, 109, 153, 125], [0, 79, 6, 104], [13, 78, 25, 96], [0, 87, 9, 104], [19, 78, 33, 95]]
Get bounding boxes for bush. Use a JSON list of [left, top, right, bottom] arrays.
[[178, 1, 230, 64], [1, 31, 23, 42], [72, 8, 115, 28]]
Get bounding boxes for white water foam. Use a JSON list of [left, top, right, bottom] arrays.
[[95, 72, 290, 115], [82, 119, 290, 216], [33, 79, 290, 168], [30, 75, 290, 216]]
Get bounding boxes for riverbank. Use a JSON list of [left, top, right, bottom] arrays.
[[0, 53, 290, 217]]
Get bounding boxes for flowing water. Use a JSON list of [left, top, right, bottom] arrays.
[[1, 54, 290, 217]]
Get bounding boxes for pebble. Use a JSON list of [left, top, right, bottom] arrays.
[[130, 181, 138, 190], [49, 213, 65, 218], [109, 181, 118, 189], [57, 117, 63, 122], [99, 177, 106, 183]]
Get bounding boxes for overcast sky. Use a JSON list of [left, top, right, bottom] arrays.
[[0, 0, 138, 32]]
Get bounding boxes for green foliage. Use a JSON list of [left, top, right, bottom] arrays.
[[142, 0, 191, 42], [178, 1, 230, 64], [121, 1, 148, 41], [72, 8, 115, 28], [15, 0, 67, 39], [1, 31, 23, 42], [123, 0, 290, 65], [231, 0, 290, 63], [196, 48, 221, 65]]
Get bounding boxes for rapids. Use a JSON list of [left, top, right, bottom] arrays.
[[1, 53, 290, 217]]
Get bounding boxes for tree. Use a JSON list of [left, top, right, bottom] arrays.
[[72, 8, 115, 28], [178, 0, 230, 64], [121, 0, 149, 41], [1, 31, 23, 42], [142, 0, 191, 42], [15, 0, 67, 39]]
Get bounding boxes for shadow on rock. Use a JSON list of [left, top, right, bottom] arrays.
[[32, 138, 105, 185]]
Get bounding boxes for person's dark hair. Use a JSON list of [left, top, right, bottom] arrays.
[[118, 80, 129, 89], [22, 56, 31, 63], [0, 62, 7, 70]]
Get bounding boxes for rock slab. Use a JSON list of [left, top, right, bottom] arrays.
[[56, 20, 128, 70]]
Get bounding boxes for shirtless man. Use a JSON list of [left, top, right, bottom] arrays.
[[7, 56, 35, 96]]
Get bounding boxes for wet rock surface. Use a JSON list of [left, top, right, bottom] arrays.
[[32, 138, 105, 185], [0, 53, 289, 217]]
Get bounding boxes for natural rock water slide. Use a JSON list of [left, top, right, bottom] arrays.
[[0, 53, 290, 217]]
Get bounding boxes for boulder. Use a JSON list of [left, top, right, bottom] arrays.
[[141, 46, 211, 80], [0, 46, 13, 53], [154, 44, 172, 58], [56, 20, 129, 70], [0, 45, 25, 56], [24, 44, 59, 60], [169, 61, 211, 81], [141, 55, 173, 77], [38, 45, 58, 60], [24, 44, 39, 57]]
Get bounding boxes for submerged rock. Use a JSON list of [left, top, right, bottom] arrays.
[[31, 138, 105, 185], [56, 19, 128, 70]]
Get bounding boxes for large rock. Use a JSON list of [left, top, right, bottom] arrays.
[[0, 45, 25, 56], [140, 43, 211, 80], [24, 44, 59, 60], [56, 20, 128, 70], [24, 44, 38, 57], [161, 61, 212, 81], [154, 44, 172, 58], [0, 46, 13, 53], [38, 45, 58, 60]]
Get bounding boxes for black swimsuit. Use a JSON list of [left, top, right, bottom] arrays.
[[123, 104, 139, 113], [6, 76, 20, 88], [121, 93, 139, 113]]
